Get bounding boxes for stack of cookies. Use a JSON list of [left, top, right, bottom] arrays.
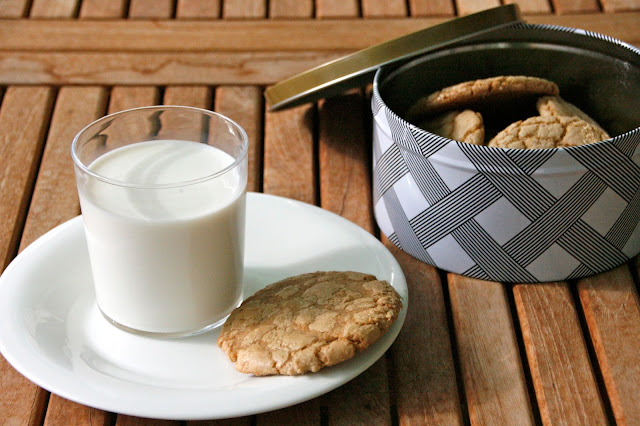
[[406, 75, 610, 149]]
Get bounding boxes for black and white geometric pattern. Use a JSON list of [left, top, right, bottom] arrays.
[[372, 26, 640, 283]]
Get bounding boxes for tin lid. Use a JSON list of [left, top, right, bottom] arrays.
[[264, 4, 523, 111]]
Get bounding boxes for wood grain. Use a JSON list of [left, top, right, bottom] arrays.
[[318, 92, 373, 232], [109, 86, 160, 113], [551, 0, 600, 13], [316, 0, 359, 18], [164, 85, 211, 107], [0, 51, 345, 86], [44, 394, 112, 426], [600, 0, 640, 12], [215, 86, 263, 193], [386, 241, 464, 425], [408, 0, 455, 16], [19, 87, 111, 426], [514, 283, 607, 425], [316, 92, 391, 424], [222, 0, 266, 18], [176, 0, 220, 18], [0, 85, 55, 425], [263, 104, 316, 203], [455, 0, 501, 15], [4, 14, 640, 52], [269, 0, 313, 18], [578, 264, 640, 425], [29, 0, 78, 18], [0, 0, 30, 17], [79, 0, 127, 18], [128, 0, 174, 18], [503, 0, 552, 13], [19, 86, 107, 249], [448, 275, 534, 425], [362, 0, 407, 17]]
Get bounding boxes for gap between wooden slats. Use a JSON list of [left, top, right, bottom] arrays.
[[447, 274, 534, 424], [513, 282, 608, 424], [0, 86, 55, 426], [577, 264, 640, 425]]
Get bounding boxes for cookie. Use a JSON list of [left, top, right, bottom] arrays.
[[406, 75, 559, 122], [487, 115, 609, 149], [217, 271, 402, 376], [537, 96, 609, 137], [419, 110, 484, 145]]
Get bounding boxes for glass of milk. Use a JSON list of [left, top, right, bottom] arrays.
[[72, 106, 248, 338]]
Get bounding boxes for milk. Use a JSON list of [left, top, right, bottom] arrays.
[[77, 140, 246, 335]]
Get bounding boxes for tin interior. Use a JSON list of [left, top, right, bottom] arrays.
[[378, 27, 640, 138]]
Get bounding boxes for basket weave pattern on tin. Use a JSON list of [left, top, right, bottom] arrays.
[[372, 84, 640, 283]]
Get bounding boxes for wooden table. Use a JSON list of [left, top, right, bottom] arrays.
[[1, 0, 640, 424]]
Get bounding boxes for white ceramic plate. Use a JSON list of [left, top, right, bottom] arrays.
[[0, 193, 407, 420]]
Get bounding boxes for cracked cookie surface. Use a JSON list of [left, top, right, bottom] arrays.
[[217, 271, 403, 376], [419, 109, 484, 145], [537, 96, 609, 138], [487, 115, 609, 149], [406, 75, 559, 121]]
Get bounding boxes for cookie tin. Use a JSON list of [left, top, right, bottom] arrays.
[[372, 24, 640, 282]]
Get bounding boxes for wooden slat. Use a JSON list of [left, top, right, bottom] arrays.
[[164, 85, 211, 108], [0, 85, 55, 425], [318, 92, 373, 232], [316, 0, 359, 18], [362, 0, 407, 17], [455, 0, 501, 15], [259, 99, 318, 424], [513, 283, 608, 424], [20, 86, 107, 249], [263, 104, 315, 204], [106, 86, 173, 426], [269, 0, 313, 18], [128, 0, 174, 18], [116, 416, 176, 426], [79, 0, 127, 18], [578, 264, 640, 425], [600, 0, 640, 12], [0, 0, 29, 17], [109, 86, 160, 113], [385, 241, 463, 425], [448, 275, 534, 425], [176, 0, 220, 18], [222, 0, 266, 18], [551, 0, 600, 14], [503, 0, 552, 14], [317, 92, 391, 424], [214, 86, 263, 193], [0, 51, 344, 86], [44, 394, 111, 426], [408, 0, 455, 16], [29, 0, 78, 18], [3, 15, 640, 52]]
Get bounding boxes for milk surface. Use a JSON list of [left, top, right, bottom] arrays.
[[78, 140, 245, 334]]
